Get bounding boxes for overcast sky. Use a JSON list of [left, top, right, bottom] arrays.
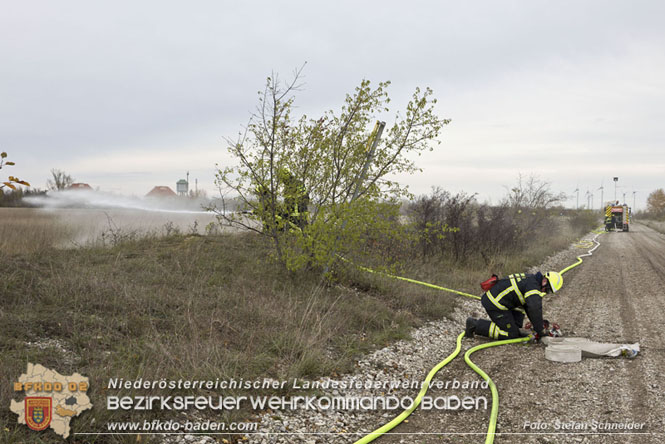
[[3, 0, 664, 209]]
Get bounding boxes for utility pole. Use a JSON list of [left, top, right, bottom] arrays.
[[633, 191, 636, 211], [574, 188, 579, 209], [598, 182, 604, 211], [613, 177, 619, 202]]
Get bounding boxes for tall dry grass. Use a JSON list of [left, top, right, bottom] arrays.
[[0, 208, 73, 254]]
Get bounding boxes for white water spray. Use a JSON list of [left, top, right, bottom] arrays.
[[24, 190, 214, 214]]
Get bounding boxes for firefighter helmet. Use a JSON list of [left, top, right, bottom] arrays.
[[545, 271, 563, 293]]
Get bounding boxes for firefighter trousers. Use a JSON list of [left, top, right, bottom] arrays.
[[475, 298, 525, 339]]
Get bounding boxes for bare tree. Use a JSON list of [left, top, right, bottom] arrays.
[[505, 174, 566, 210], [47, 169, 74, 191], [503, 174, 566, 240]]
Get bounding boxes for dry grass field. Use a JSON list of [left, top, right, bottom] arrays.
[[0, 208, 73, 254]]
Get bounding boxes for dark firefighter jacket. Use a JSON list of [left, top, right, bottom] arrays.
[[481, 273, 545, 333]]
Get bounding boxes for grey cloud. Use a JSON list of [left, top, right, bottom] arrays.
[[2, 0, 664, 209]]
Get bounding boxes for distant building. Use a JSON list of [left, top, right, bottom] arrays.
[[146, 186, 177, 198], [69, 183, 93, 190], [176, 179, 188, 196]]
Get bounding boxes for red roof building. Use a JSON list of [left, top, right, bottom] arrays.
[[146, 186, 177, 198], [69, 183, 93, 190]]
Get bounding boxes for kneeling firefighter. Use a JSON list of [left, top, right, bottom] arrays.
[[465, 271, 563, 341]]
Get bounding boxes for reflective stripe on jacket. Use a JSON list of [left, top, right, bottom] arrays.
[[482, 273, 545, 333]]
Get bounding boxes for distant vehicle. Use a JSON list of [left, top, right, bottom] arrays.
[[604, 203, 630, 232]]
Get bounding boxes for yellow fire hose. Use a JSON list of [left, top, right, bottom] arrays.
[[559, 232, 602, 275], [352, 332, 465, 444], [463, 336, 532, 444], [352, 230, 603, 444], [345, 260, 481, 300], [352, 334, 530, 444]]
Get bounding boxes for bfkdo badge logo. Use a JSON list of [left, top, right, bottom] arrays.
[[10, 363, 92, 438], [24, 397, 52, 431]]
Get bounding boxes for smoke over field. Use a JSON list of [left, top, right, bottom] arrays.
[[0, 203, 220, 254]]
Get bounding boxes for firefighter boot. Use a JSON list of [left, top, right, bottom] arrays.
[[465, 317, 477, 338]]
